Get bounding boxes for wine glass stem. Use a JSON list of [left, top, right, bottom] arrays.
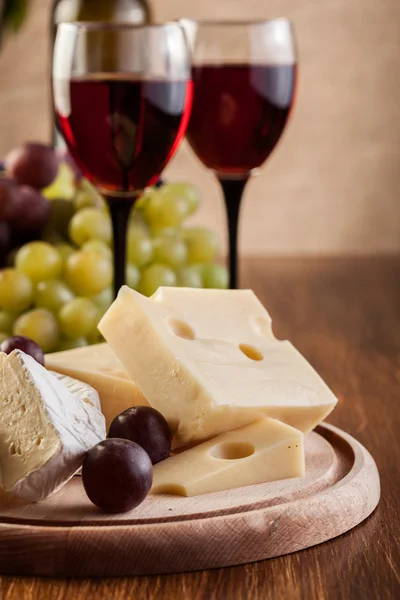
[[106, 197, 134, 299], [218, 176, 249, 289]]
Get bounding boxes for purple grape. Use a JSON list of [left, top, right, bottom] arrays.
[[0, 221, 11, 267], [82, 438, 152, 513], [5, 143, 59, 189], [0, 178, 19, 221], [108, 406, 171, 464], [0, 336, 45, 366], [10, 186, 50, 234]]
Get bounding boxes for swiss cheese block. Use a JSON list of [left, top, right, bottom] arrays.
[[151, 418, 304, 496], [0, 350, 106, 501], [99, 287, 338, 444], [45, 343, 148, 428]]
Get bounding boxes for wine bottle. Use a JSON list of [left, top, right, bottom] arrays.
[[50, 0, 152, 144]]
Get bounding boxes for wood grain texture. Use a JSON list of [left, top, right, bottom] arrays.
[[0, 256, 399, 598], [0, 424, 379, 577]]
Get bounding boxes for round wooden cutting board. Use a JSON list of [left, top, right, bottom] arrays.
[[0, 423, 380, 577]]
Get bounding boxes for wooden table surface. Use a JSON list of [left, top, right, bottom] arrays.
[[1, 256, 399, 600]]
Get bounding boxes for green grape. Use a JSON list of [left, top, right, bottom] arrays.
[[143, 190, 188, 228], [138, 264, 177, 297], [202, 263, 229, 289], [82, 240, 112, 259], [160, 183, 200, 216], [65, 250, 112, 296], [43, 162, 76, 201], [41, 199, 75, 241], [0, 310, 18, 334], [59, 297, 99, 338], [0, 332, 8, 344], [55, 243, 75, 265], [127, 263, 140, 290], [69, 208, 112, 247], [177, 265, 203, 288], [91, 287, 113, 315], [127, 227, 153, 267], [13, 308, 59, 353], [184, 227, 220, 264], [34, 280, 75, 313], [15, 242, 63, 283], [58, 336, 88, 351], [74, 179, 105, 211], [0, 269, 33, 311], [149, 224, 178, 238], [153, 235, 188, 269]]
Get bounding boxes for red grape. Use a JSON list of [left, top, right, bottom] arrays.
[[0, 178, 19, 221], [82, 439, 152, 513], [10, 186, 50, 233], [0, 221, 11, 267], [0, 335, 45, 366], [5, 143, 59, 189], [109, 406, 171, 464]]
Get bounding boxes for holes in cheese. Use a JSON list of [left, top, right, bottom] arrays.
[[209, 442, 255, 460], [167, 318, 196, 340], [151, 418, 305, 496], [238, 344, 263, 361]]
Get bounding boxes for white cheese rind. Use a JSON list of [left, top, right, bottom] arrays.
[[151, 418, 305, 496], [50, 372, 102, 412], [0, 351, 106, 501], [99, 287, 337, 445]]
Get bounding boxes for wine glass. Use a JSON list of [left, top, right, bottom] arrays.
[[184, 20, 297, 288], [52, 22, 192, 298]]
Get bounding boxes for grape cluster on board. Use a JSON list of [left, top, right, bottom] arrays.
[[0, 142, 228, 353]]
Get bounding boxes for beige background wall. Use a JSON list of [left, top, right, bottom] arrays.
[[0, 0, 399, 255]]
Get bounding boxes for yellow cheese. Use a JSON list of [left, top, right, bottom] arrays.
[[152, 287, 274, 342], [151, 418, 304, 496], [45, 343, 148, 428], [99, 287, 337, 445]]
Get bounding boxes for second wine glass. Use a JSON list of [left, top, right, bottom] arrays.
[[53, 22, 192, 297], [185, 19, 297, 288]]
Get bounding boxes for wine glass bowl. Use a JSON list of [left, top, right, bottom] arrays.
[[185, 19, 297, 287], [53, 22, 192, 296]]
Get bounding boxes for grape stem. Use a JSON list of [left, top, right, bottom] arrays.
[[106, 197, 134, 299], [218, 176, 249, 290]]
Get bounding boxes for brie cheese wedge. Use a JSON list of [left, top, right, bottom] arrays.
[[50, 371, 102, 412], [0, 350, 106, 501]]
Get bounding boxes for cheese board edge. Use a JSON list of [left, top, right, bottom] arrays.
[[0, 423, 380, 576]]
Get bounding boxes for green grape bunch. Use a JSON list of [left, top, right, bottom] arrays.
[[0, 147, 228, 353]]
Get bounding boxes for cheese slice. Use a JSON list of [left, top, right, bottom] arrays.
[[99, 287, 337, 445], [0, 350, 106, 501], [45, 343, 148, 428], [152, 418, 304, 496]]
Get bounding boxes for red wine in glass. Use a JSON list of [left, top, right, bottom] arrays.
[[187, 64, 296, 176], [53, 22, 192, 297], [184, 19, 297, 289], [187, 63, 296, 288], [56, 76, 192, 192]]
